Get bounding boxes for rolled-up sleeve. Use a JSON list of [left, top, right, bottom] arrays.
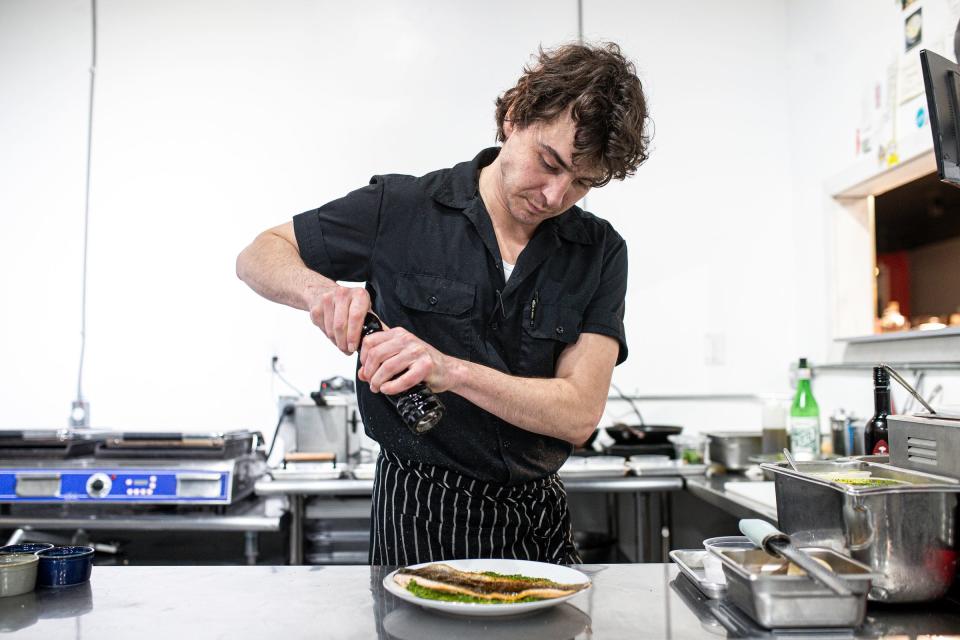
[[292, 178, 384, 282], [580, 231, 629, 365]]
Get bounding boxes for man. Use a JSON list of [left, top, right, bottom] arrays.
[[237, 42, 650, 565]]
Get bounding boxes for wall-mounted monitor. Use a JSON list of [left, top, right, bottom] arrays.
[[921, 49, 960, 188]]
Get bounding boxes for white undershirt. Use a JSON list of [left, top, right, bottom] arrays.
[[502, 260, 515, 282]]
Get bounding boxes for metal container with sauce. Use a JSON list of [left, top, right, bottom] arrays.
[[764, 459, 960, 602]]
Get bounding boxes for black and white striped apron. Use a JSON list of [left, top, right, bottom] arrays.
[[369, 449, 581, 566]]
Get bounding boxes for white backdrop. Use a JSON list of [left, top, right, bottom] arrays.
[[1, 0, 955, 434]]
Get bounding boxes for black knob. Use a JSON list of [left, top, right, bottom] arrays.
[[90, 479, 104, 492]]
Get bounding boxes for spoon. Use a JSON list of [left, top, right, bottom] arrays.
[[782, 448, 799, 471]]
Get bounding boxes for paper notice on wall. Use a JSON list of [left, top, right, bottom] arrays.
[[898, 53, 925, 103], [898, 4, 925, 103]]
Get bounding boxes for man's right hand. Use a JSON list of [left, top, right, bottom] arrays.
[[308, 285, 371, 355]]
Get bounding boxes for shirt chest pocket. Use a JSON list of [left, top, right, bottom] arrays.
[[517, 302, 582, 377], [394, 273, 476, 358]]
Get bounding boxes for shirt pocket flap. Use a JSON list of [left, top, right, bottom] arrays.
[[395, 273, 476, 316], [523, 303, 581, 344]]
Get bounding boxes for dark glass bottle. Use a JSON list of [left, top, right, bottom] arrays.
[[864, 366, 890, 455], [361, 313, 445, 434]]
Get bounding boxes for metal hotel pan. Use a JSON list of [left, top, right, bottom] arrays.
[[764, 459, 960, 602], [715, 547, 876, 629]]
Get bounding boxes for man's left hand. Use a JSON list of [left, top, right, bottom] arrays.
[[358, 327, 455, 394]]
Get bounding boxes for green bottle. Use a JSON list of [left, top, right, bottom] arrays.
[[789, 358, 820, 461]]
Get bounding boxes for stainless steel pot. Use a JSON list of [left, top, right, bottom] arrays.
[[764, 459, 960, 602], [706, 432, 762, 470]]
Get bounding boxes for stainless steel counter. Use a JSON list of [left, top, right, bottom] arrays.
[[254, 475, 683, 496], [683, 474, 777, 523], [2, 564, 956, 638], [256, 475, 683, 564]]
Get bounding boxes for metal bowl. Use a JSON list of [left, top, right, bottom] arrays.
[[0, 553, 39, 598]]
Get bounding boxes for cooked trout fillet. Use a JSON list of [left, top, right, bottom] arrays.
[[394, 563, 589, 602]]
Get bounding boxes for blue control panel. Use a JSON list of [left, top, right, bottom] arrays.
[[0, 468, 229, 503]]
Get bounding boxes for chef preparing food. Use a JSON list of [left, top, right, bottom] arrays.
[[236, 41, 651, 565]]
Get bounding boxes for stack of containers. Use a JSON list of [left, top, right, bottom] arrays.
[[0, 543, 94, 596]]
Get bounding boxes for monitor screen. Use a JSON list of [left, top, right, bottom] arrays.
[[921, 49, 960, 188]]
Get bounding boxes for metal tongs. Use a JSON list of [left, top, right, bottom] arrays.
[[740, 519, 852, 596], [881, 363, 937, 415]]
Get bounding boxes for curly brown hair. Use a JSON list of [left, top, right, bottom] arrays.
[[495, 42, 651, 187]]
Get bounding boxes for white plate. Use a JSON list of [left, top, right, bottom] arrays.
[[382, 559, 591, 617], [558, 456, 627, 479], [627, 460, 707, 476]]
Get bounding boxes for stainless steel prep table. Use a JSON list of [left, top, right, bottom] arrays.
[[256, 475, 683, 565], [2, 563, 956, 638], [0, 497, 282, 564]]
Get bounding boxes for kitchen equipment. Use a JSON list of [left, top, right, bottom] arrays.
[[782, 448, 798, 471], [604, 442, 675, 458], [626, 459, 707, 476], [714, 546, 876, 628], [0, 544, 53, 555], [668, 434, 708, 464], [0, 430, 104, 459], [706, 432, 762, 470], [0, 429, 266, 505], [669, 549, 727, 599], [605, 424, 682, 445], [37, 546, 93, 588], [888, 412, 960, 479], [764, 458, 960, 602], [362, 313, 444, 434], [289, 394, 362, 464], [830, 410, 850, 456], [558, 455, 627, 479], [0, 554, 38, 598], [702, 536, 756, 584], [739, 519, 852, 595]]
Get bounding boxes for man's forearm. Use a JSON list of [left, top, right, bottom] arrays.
[[445, 359, 602, 445], [236, 230, 333, 311]]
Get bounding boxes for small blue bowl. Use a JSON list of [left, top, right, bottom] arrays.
[[0, 543, 54, 556], [36, 547, 94, 588]]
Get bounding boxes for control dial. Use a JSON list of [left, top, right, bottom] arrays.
[[86, 473, 112, 498]]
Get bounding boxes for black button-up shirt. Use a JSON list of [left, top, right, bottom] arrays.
[[293, 148, 628, 485]]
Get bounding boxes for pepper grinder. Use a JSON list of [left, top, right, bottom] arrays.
[[361, 313, 445, 434]]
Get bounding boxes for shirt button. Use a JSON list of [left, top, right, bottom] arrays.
[[555, 326, 565, 335], [490, 322, 499, 330], [428, 295, 438, 305]]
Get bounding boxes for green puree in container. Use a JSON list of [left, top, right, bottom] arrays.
[[406, 571, 547, 604], [834, 477, 907, 487]]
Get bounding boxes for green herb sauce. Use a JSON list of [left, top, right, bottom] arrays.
[[405, 579, 542, 604]]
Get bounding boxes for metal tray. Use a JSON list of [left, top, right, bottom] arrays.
[[669, 549, 726, 599], [716, 547, 877, 629]]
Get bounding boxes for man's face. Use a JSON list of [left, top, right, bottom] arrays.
[[496, 111, 597, 228]]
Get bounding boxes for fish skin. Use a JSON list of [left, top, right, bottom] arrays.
[[394, 563, 589, 602]]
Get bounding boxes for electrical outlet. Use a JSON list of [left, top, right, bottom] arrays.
[[69, 400, 90, 428], [704, 333, 725, 366]]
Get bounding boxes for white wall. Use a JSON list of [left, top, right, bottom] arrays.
[[585, 0, 796, 431], [2, 0, 958, 436]]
